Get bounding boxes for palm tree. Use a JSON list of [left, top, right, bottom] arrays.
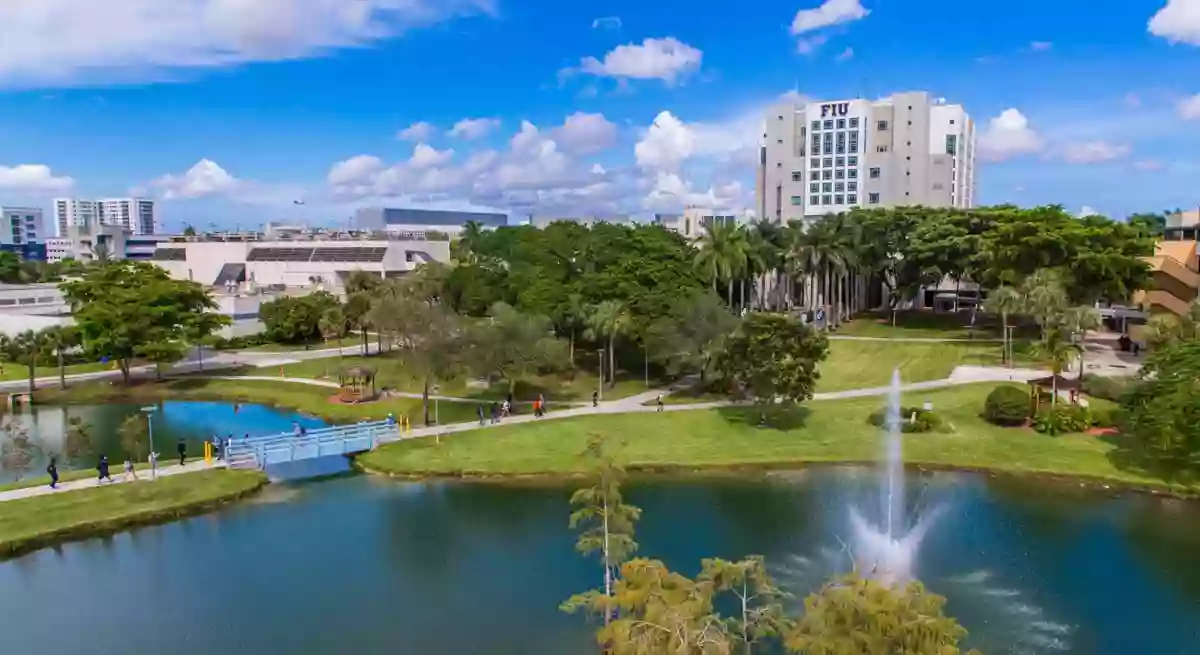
[[319, 307, 347, 374], [41, 326, 80, 389], [694, 222, 732, 294], [749, 219, 787, 310], [561, 292, 587, 366], [1021, 269, 1068, 340], [586, 300, 632, 387], [1031, 327, 1082, 407], [1059, 306, 1101, 384], [452, 220, 486, 264], [983, 286, 1025, 366]]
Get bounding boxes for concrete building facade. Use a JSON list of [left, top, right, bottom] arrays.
[[653, 208, 749, 240], [53, 197, 157, 236], [354, 207, 507, 235], [757, 91, 976, 224]]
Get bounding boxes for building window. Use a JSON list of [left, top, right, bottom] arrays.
[[869, 167, 881, 179], [836, 118, 846, 129], [811, 135, 821, 154], [906, 141, 912, 146], [950, 119, 956, 125], [811, 195, 820, 206], [835, 182, 845, 193], [823, 134, 833, 151], [823, 120, 834, 130], [777, 139, 783, 144], [848, 181, 858, 191], [835, 169, 845, 180], [822, 182, 833, 193], [823, 157, 833, 168], [822, 170, 833, 180], [906, 156, 911, 161], [848, 169, 858, 180], [811, 120, 820, 131], [877, 120, 889, 130], [933, 183, 944, 190], [868, 193, 881, 204], [792, 172, 803, 182], [946, 134, 957, 155], [777, 162, 782, 167], [848, 194, 858, 204], [790, 196, 803, 206], [849, 117, 859, 128], [822, 195, 833, 205], [848, 156, 858, 166], [810, 182, 820, 193], [811, 170, 820, 181], [835, 157, 845, 167], [876, 145, 889, 153], [810, 157, 820, 168]]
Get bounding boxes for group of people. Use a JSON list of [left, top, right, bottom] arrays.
[[475, 393, 550, 425], [42, 433, 232, 491]]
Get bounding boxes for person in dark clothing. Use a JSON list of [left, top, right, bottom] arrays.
[[490, 402, 500, 424], [97, 454, 113, 484], [177, 438, 187, 466], [47, 457, 59, 489], [656, 394, 664, 412], [592, 390, 599, 408]]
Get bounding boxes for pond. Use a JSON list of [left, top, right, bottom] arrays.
[[1, 466, 1198, 654], [0, 402, 328, 483]]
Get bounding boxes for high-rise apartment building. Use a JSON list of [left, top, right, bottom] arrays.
[[756, 91, 976, 224], [53, 197, 157, 236]]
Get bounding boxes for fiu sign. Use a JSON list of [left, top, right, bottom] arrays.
[[820, 102, 849, 117]]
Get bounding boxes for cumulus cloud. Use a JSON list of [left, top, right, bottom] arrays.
[[409, 143, 454, 168], [152, 158, 299, 204], [977, 109, 1045, 162], [643, 172, 748, 213], [592, 16, 622, 30], [449, 117, 501, 140], [634, 111, 757, 172], [791, 0, 870, 34], [0, 0, 495, 87], [0, 164, 74, 192], [1078, 206, 1100, 218], [1148, 0, 1200, 45], [397, 121, 436, 141], [571, 37, 703, 85], [551, 112, 618, 154], [1058, 141, 1131, 164], [1179, 93, 1200, 119]]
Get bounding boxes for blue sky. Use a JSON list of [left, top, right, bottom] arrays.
[[0, 0, 1197, 231]]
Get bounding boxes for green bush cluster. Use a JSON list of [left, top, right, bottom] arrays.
[[868, 406, 945, 433], [207, 334, 270, 350], [1033, 405, 1092, 435], [983, 385, 1030, 426], [1080, 375, 1134, 402]]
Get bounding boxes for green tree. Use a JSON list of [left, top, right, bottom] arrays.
[[469, 302, 567, 394], [983, 286, 1025, 365], [699, 556, 790, 654], [60, 261, 229, 384], [11, 329, 47, 394], [716, 313, 829, 425], [118, 414, 150, 461], [182, 224, 197, 237], [1021, 268, 1069, 340], [1120, 339, 1200, 475], [1145, 300, 1200, 349], [586, 300, 633, 387], [0, 251, 21, 283], [41, 325, 81, 389], [64, 416, 95, 464], [0, 415, 39, 481], [259, 291, 341, 345], [136, 339, 188, 381], [645, 290, 739, 383], [785, 574, 980, 654], [1030, 327, 1082, 408], [1127, 212, 1166, 238]]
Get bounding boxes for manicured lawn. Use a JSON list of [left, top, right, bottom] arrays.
[[359, 384, 1192, 494], [247, 353, 657, 403], [0, 469, 266, 558], [817, 340, 1033, 392], [0, 361, 116, 383], [32, 377, 482, 426], [240, 336, 363, 352], [838, 311, 1040, 340]]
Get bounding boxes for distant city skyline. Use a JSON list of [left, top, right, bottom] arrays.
[[0, 0, 1196, 229]]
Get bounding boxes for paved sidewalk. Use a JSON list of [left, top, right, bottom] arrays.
[[0, 459, 226, 503]]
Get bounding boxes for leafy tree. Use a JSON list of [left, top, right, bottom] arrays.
[[41, 326, 81, 389], [785, 574, 980, 654], [343, 290, 375, 355], [0, 415, 39, 481], [1128, 212, 1166, 238], [1021, 268, 1069, 340], [469, 302, 567, 394], [60, 261, 229, 384], [586, 300, 633, 387], [982, 285, 1024, 365], [0, 251, 21, 284], [699, 556, 790, 653], [319, 307, 347, 344], [1030, 327, 1082, 407], [182, 224, 196, 237], [137, 339, 188, 381], [11, 329, 46, 394], [716, 313, 829, 424], [1120, 339, 1200, 475], [1145, 300, 1200, 349], [118, 414, 149, 461], [258, 291, 341, 344], [645, 290, 739, 383], [64, 416, 95, 464]]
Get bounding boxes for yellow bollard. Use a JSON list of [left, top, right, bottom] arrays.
[[204, 442, 212, 465]]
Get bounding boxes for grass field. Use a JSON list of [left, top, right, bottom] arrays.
[[239, 336, 364, 352], [0, 361, 116, 383], [837, 311, 1040, 340], [32, 377, 483, 425], [816, 340, 1038, 392], [359, 384, 1188, 494], [0, 469, 266, 559]]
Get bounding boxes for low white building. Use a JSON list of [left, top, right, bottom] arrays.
[[0, 284, 72, 336], [653, 208, 751, 240]]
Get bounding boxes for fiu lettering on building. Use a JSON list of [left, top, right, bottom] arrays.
[[820, 102, 849, 117]]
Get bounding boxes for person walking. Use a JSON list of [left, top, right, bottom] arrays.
[[177, 438, 187, 466], [47, 457, 59, 489], [592, 390, 599, 408], [506, 392, 515, 415], [477, 404, 486, 426], [490, 402, 500, 424], [97, 454, 113, 484], [538, 394, 546, 417], [656, 394, 664, 412], [123, 457, 138, 481]]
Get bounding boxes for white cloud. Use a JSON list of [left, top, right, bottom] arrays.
[[408, 143, 454, 168], [1178, 93, 1200, 119], [448, 117, 501, 140], [592, 16, 622, 30], [634, 111, 757, 172], [0, 0, 495, 87], [397, 121, 436, 141], [790, 0, 869, 35], [1078, 206, 1100, 218], [977, 109, 1045, 162], [573, 37, 703, 85], [552, 112, 617, 154], [643, 172, 748, 213], [154, 159, 239, 199], [1148, 0, 1200, 46], [328, 155, 383, 187], [0, 164, 74, 192], [1029, 41, 1053, 51], [836, 47, 855, 61], [1058, 141, 1131, 164]]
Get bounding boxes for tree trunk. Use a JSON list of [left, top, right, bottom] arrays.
[[361, 328, 368, 356], [608, 335, 616, 387], [1002, 312, 1010, 366], [569, 329, 575, 367], [727, 278, 734, 312], [422, 378, 431, 426], [119, 359, 131, 386], [58, 348, 66, 389]]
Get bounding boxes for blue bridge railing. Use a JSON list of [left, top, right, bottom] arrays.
[[224, 420, 401, 469]]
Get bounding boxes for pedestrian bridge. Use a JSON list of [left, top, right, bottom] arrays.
[[224, 420, 402, 469]]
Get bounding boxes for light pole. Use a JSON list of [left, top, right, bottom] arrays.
[[597, 348, 604, 402], [140, 405, 158, 480]]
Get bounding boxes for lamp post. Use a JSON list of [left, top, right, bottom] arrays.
[[597, 348, 604, 402], [140, 405, 158, 480]]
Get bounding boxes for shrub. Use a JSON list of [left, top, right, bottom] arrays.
[[1081, 375, 1134, 403], [984, 385, 1030, 426], [1033, 404, 1091, 435], [1089, 404, 1119, 429], [868, 406, 945, 433]]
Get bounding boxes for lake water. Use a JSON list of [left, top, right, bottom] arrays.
[[1, 465, 1198, 654], [0, 402, 328, 483]]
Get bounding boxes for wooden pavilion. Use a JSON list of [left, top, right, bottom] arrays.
[[1027, 374, 1081, 411], [337, 365, 378, 403]]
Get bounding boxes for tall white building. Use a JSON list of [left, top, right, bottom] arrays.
[[53, 197, 157, 236], [0, 207, 45, 246], [756, 91, 976, 224]]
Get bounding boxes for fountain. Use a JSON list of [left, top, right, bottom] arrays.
[[849, 368, 944, 586]]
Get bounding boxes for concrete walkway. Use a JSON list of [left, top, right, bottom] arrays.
[[0, 459, 227, 503], [827, 335, 1006, 343]]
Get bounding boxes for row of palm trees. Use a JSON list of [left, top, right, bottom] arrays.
[[691, 215, 873, 325]]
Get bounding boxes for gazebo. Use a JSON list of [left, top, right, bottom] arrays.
[[337, 365, 378, 403], [1027, 374, 1081, 411]]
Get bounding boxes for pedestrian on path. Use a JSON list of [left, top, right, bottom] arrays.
[[506, 392, 515, 415], [97, 454, 113, 484], [123, 458, 138, 481], [177, 438, 187, 466], [149, 451, 158, 478], [490, 402, 500, 424], [656, 394, 664, 412], [501, 399, 511, 418], [47, 457, 58, 489], [477, 404, 486, 426], [592, 390, 599, 408], [537, 394, 546, 417]]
